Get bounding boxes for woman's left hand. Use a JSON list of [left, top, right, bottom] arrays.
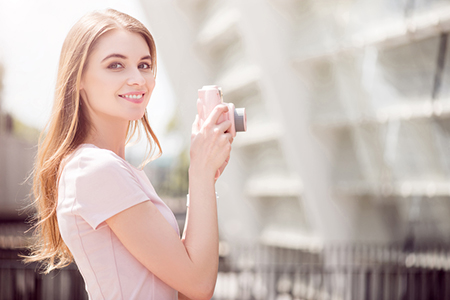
[[190, 108, 234, 182], [214, 154, 231, 181]]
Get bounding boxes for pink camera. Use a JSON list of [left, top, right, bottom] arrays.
[[197, 85, 247, 137]]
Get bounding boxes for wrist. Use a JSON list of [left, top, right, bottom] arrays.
[[186, 192, 219, 207], [188, 166, 216, 185]]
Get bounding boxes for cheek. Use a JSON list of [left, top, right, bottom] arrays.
[[146, 75, 156, 93], [84, 72, 118, 100]]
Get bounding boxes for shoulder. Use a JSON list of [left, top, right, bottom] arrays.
[[62, 144, 130, 177]]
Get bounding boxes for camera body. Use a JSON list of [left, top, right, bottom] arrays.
[[197, 85, 247, 137]]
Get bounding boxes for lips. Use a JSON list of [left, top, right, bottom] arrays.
[[119, 92, 145, 103]]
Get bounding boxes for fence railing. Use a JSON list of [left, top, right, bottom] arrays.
[[1, 244, 450, 300], [0, 258, 87, 300], [213, 264, 449, 299], [213, 243, 450, 300]]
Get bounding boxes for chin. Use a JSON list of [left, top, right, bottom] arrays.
[[127, 112, 146, 121]]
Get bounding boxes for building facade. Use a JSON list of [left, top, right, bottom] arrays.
[[140, 0, 450, 251]]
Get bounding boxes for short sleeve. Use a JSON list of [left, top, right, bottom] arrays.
[[74, 150, 149, 229]]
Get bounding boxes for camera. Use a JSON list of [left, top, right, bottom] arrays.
[[197, 85, 247, 137]]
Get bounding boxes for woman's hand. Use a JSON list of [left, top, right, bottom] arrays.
[[190, 104, 233, 181]]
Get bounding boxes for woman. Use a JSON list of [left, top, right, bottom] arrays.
[[25, 9, 233, 300]]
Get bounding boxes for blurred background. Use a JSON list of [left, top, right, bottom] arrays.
[[2, 0, 450, 299]]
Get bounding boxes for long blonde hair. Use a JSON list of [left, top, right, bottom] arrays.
[[24, 9, 162, 273]]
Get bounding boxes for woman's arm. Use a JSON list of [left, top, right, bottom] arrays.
[[106, 105, 232, 300]]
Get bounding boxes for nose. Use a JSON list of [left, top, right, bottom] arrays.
[[127, 68, 146, 86]]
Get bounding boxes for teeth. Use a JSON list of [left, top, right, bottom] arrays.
[[122, 94, 143, 99]]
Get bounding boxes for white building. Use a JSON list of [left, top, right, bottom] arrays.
[[140, 0, 450, 251]]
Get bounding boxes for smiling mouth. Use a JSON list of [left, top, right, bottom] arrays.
[[119, 93, 145, 100]]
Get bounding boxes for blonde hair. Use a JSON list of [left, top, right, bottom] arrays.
[[24, 9, 161, 273]]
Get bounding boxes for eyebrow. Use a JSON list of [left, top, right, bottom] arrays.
[[101, 54, 152, 62]]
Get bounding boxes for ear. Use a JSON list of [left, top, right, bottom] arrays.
[[79, 82, 87, 102]]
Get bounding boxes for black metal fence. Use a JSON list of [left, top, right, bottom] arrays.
[[0, 259, 87, 300], [212, 244, 450, 300], [213, 263, 449, 299], [1, 243, 449, 300]]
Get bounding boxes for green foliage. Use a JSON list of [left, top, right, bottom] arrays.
[[162, 147, 189, 197], [11, 117, 40, 143]]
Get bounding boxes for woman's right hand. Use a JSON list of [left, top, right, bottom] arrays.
[[190, 104, 233, 181]]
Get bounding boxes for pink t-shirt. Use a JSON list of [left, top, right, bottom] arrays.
[[57, 144, 179, 300]]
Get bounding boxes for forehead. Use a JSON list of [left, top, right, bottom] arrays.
[[90, 29, 150, 59]]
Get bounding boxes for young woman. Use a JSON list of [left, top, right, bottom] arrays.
[[25, 9, 233, 300]]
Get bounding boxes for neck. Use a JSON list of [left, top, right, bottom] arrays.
[[84, 114, 130, 159]]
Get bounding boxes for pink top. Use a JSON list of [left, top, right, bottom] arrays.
[[57, 144, 179, 300]]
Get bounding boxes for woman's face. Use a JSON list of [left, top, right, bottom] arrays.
[[80, 29, 155, 122]]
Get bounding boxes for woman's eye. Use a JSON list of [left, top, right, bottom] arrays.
[[139, 62, 151, 70], [108, 62, 123, 69]]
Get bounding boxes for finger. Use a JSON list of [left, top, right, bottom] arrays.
[[214, 169, 221, 181], [205, 104, 229, 126], [217, 119, 232, 133], [223, 132, 233, 143], [191, 114, 200, 135], [217, 158, 229, 177], [226, 133, 234, 144]]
